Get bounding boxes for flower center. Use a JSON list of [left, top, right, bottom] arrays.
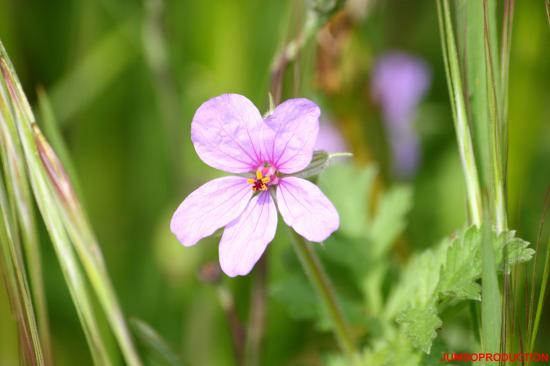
[[247, 164, 279, 192]]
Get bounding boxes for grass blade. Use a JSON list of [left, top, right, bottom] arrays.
[[436, 0, 483, 226], [546, 0, 550, 28], [1, 41, 143, 365], [32, 126, 143, 366], [500, 0, 514, 132], [483, 0, 507, 234], [131, 318, 184, 366], [37, 88, 83, 201], [0, 173, 44, 366], [529, 238, 550, 353], [1, 84, 52, 366], [481, 222, 502, 365], [1, 43, 114, 366]]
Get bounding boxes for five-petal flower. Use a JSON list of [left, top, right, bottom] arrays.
[[170, 94, 339, 277]]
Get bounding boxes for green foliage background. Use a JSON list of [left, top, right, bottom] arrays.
[[0, 0, 549, 365]]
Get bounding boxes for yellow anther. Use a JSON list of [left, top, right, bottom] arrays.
[[249, 168, 273, 192]]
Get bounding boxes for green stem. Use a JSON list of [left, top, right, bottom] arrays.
[[244, 257, 267, 366], [290, 231, 357, 361]]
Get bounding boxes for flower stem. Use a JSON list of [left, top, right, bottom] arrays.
[[290, 230, 357, 361], [244, 256, 267, 366]]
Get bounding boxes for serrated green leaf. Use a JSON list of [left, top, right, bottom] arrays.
[[401, 226, 533, 308], [494, 230, 534, 268], [369, 185, 412, 259], [379, 225, 533, 356], [385, 249, 444, 319], [327, 332, 422, 366], [505, 238, 535, 265], [396, 305, 442, 354], [437, 226, 482, 301], [318, 164, 376, 237]]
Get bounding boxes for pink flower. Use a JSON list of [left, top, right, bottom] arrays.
[[170, 94, 339, 277]]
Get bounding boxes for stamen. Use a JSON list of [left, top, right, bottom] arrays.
[[248, 164, 278, 192]]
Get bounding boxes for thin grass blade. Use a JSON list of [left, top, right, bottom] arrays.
[[0, 40, 143, 366], [1, 42, 116, 366], [436, 0, 483, 226], [481, 222, 502, 365], [0, 174, 44, 366]]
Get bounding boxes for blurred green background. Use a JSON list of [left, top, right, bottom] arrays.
[[0, 0, 549, 365]]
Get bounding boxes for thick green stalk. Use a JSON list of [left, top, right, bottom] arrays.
[[290, 231, 357, 362], [437, 0, 483, 226]]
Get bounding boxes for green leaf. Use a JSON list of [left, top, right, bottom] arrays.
[[396, 305, 442, 354], [328, 333, 422, 366], [384, 248, 444, 319], [435, 226, 532, 303], [384, 225, 534, 354], [368, 185, 412, 259], [318, 164, 376, 238], [437, 226, 482, 301], [494, 230, 535, 267]]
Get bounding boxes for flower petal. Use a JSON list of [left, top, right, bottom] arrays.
[[263, 98, 320, 174], [276, 177, 339, 242], [191, 94, 265, 173], [170, 177, 252, 246], [219, 192, 277, 277]]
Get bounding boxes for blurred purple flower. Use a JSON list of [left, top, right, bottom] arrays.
[[314, 120, 347, 153], [170, 94, 339, 277], [371, 52, 431, 178]]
